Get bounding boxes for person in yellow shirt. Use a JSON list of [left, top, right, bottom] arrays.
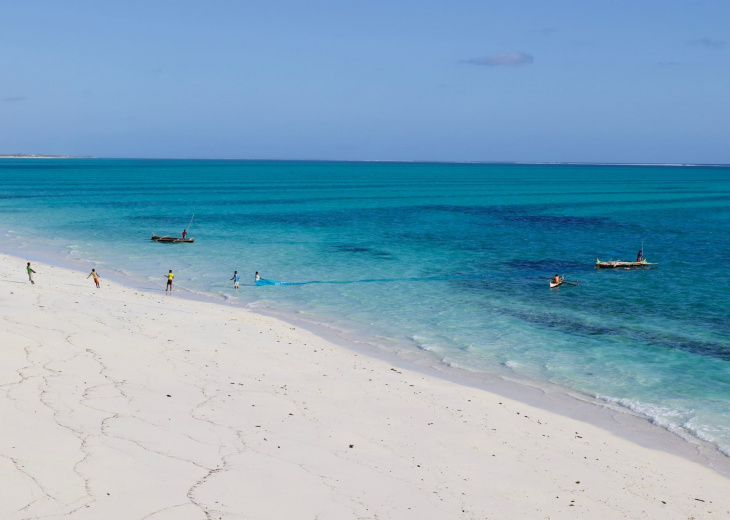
[[87, 268, 100, 288], [166, 270, 174, 292]]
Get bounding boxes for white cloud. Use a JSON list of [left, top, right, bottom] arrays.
[[689, 38, 726, 49], [464, 52, 534, 67]]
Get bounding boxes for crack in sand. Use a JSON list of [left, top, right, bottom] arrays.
[[186, 467, 224, 520], [6, 455, 58, 512], [181, 379, 251, 519], [139, 502, 193, 520]]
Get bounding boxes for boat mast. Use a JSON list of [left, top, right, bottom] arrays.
[[187, 214, 195, 233]]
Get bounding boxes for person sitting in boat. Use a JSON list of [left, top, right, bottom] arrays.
[[636, 250, 643, 262], [182, 229, 187, 239], [552, 274, 562, 284]]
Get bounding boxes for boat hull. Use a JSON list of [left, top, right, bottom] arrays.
[[151, 234, 194, 243], [595, 261, 656, 269]]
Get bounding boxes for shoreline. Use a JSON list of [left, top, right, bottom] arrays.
[[4, 241, 730, 479], [2, 252, 730, 517], [249, 304, 730, 477]]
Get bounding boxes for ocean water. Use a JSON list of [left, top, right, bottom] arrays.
[[1, 159, 729, 453]]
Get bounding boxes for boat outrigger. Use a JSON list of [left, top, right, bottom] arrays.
[[151, 214, 195, 244]]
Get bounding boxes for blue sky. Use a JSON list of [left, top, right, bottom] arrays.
[[1, 1, 728, 162]]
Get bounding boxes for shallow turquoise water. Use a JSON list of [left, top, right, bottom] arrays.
[[1, 159, 729, 452]]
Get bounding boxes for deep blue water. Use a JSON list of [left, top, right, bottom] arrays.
[[1, 159, 729, 453]]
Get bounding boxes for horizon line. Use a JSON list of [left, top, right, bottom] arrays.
[[2, 155, 729, 168]]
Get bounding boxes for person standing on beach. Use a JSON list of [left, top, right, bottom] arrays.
[[26, 262, 36, 284], [231, 271, 240, 289], [166, 270, 174, 292], [87, 269, 101, 288]]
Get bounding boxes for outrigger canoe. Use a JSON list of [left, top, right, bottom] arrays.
[[151, 233, 195, 243], [595, 258, 657, 269]]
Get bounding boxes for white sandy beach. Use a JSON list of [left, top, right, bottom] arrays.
[[1, 253, 729, 519]]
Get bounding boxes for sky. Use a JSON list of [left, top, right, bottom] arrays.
[[1, 1, 729, 163]]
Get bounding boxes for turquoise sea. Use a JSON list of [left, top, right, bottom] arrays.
[[1, 159, 729, 454]]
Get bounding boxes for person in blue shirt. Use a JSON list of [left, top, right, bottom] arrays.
[[231, 270, 240, 289], [636, 250, 643, 262]]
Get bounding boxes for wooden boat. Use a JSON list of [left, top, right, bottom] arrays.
[[151, 233, 194, 243], [151, 215, 196, 243], [550, 281, 563, 288], [595, 258, 657, 269]]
